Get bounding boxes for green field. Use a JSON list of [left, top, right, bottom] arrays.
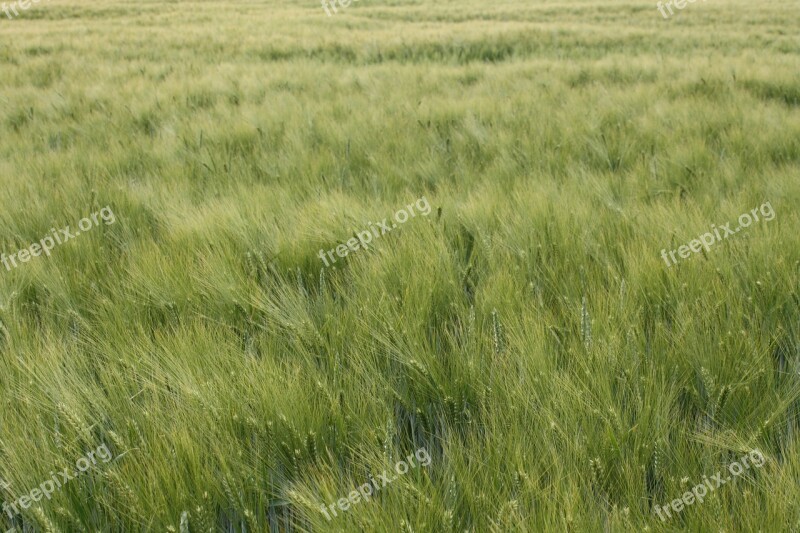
[[1, 0, 799, 530]]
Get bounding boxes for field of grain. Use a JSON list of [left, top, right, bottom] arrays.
[[0, 0, 799, 531]]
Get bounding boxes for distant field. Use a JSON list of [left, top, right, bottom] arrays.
[[0, 0, 799, 531]]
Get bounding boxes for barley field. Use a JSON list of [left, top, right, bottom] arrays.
[[1, 0, 799, 531]]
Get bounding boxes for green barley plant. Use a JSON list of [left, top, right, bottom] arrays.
[[0, 0, 799, 531]]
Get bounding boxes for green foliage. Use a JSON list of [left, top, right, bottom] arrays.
[[0, 0, 799, 531]]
